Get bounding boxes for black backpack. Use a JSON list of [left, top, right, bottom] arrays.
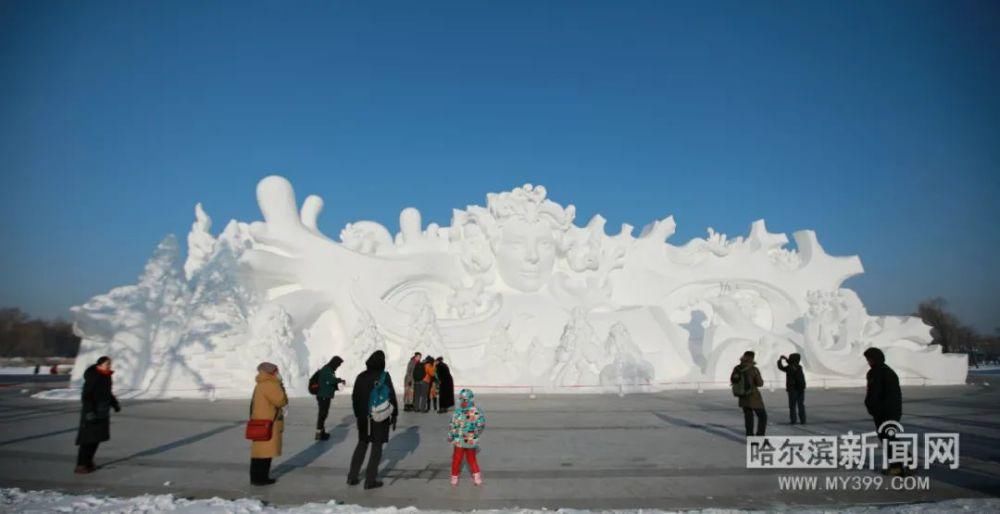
[[412, 363, 426, 382], [731, 368, 753, 397]]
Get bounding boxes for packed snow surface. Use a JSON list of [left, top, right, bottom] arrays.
[[1, 488, 997, 514]]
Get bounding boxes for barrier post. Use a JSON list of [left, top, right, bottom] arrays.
[[528, 386, 536, 400], [823, 379, 829, 390], [618, 384, 625, 397], [697, 382, 704, 394]]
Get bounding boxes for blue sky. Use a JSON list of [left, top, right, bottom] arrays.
[[1, 1, 998, 331]]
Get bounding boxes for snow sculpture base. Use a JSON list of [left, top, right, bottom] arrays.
[[67, 177, 967, 398]]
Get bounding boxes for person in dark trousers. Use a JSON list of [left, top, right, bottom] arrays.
[[348, 350, 398, 489], [314, 356, 346, 440], [732, 351, 767, 436], [411, 355, 429, 413], [777, 353, 806, 424], [864, 347, 905, 475], [75, 356, 120, 474], [425, 357, 439, 413], [436, 357, 455, 413], [403, 352, 421, 412], [250, 362, 289, 486]]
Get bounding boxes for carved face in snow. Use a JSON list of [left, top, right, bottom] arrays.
[[494, 218, 557, 292]]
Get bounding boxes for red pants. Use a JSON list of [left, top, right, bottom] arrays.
[[450, 446, 481, 476]]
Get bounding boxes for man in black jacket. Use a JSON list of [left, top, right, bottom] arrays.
[[863, 347, 904, 474], [75, 356, 120, 474], [347, 350, 398, 489], [777, 353, 806, 424]]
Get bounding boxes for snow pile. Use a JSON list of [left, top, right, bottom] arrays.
[[0, 367, 36, 375], [2, 488, 998, 513]]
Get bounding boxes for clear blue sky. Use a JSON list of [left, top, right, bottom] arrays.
[[1, 1, 998, 331]]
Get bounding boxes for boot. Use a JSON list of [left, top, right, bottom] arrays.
[[450, 475, 459, 486], [473, 472, 483, 486], [74, 465, 92, 475], [315, 430, 330, 441], [250, 458, 277, 486]]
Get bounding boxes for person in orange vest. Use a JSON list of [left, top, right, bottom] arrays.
[[425, 357, 439, 413]]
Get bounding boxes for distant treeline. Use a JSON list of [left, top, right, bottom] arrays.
[[0, 308, 81, 358], [916, 298, 999, 363]]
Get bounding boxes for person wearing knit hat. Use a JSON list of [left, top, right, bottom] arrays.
[[249, 361, 288, 486]]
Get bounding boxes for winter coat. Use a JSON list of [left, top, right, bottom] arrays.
[[448, 389, 486, 449], [404, 357, 420, 404], [316, 363, 342, 399], [437, 362, 455, 411], [777, 360, 806, 391], [76, 365, 120, 445], [423, 362, 436, 384], [732, 364, 765, 409], [250, 372, 288, 459], [865, 363, 902, 424], [351, 352, 399, 444], [404, 358, 417, 388]]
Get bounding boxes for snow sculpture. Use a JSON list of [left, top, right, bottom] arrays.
[[66, 176, 967, 398]]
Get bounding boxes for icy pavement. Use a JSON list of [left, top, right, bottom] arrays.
[[1, 385, 998, 511]]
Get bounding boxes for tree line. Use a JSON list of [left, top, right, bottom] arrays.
[[915, 298, 999, 364], [0, 308, 81, 358]]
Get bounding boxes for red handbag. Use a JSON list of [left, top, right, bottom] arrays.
[[245, 390, 279, 441]]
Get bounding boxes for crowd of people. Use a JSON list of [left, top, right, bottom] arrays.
[[73, 346, 906, 485], [403, 352, 455, 414], [729, 347, 906, 475]]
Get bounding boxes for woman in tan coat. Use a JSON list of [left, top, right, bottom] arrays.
[[250, 362, 288, 486]]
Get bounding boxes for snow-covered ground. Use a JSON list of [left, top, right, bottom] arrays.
[[0, 367, 37, 375], [1, 488, 998, 514]]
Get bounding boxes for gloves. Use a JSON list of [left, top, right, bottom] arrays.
[[113, 404, 121, 413]]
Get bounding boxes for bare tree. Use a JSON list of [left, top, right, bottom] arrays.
[[914, 298, 977, 354], [0, 308, 81, 357]]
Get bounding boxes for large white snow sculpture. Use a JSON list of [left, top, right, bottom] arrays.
[[69, 176, 967, 398]]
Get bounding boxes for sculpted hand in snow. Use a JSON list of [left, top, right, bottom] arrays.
[[242, 176, 461, 334]]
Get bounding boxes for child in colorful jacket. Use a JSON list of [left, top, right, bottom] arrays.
[[447, 388, 486, 486]]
